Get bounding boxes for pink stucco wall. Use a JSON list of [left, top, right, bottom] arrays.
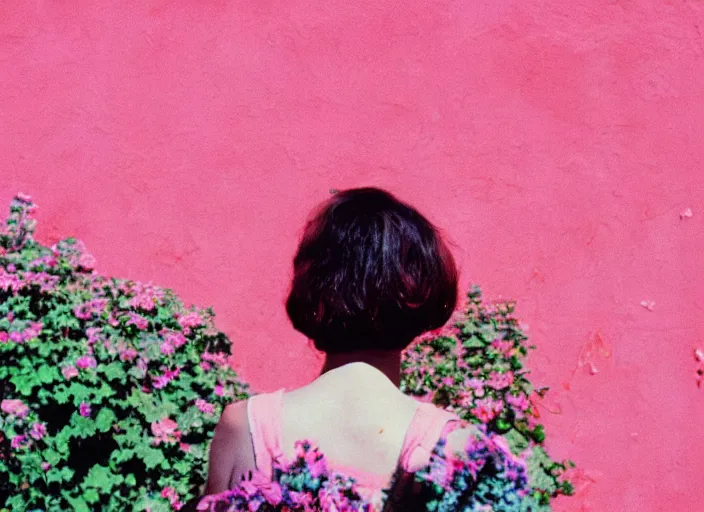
[[2, 2, 704, 510]]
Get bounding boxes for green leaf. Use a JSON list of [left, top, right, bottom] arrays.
[[37, 364, 60, 384], [63, 493, 90, 512], [83, 464, 123, 493], [9, 371, 39, 395], [83, 488, 100, 504], [72, 415, 97, 438], [140, 446, 166, 469], [95, 407, 117, 432]]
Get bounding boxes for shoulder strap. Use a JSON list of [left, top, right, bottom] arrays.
[[246, 389, 286, 479], [398, 402, 461, 473]]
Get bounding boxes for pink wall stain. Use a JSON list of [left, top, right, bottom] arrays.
[[2, 2, 704, 510]]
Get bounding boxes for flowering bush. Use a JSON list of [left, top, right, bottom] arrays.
[[1, 194, 572, 511], [196, 429, 531, 512], [0, 195, 251, 511], [400, 287, 574, 506]]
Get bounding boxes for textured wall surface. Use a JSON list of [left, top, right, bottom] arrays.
[[2, 2, 704, 510]]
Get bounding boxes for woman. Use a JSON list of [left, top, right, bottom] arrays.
[[204, 187, 478, 507]]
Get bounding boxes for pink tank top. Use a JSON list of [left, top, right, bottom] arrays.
[[246, 388, 465, 504]]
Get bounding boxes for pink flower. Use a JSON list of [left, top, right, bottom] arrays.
[[160, 329, 187, 348], [441, 376, 455, 387], [21, 321, 43, 341], [471, 397, 503, 423], [126, 312, 149, 330], [0, 332, 7, 343], [464, 377, 485, 397], [41, 462, 51, 471], [179, 442, 191, 453], [128, 283, 165, 311], [0, 271, 21, 292], [29, 422, 47, 440], [214, 384, 224, 396], [487, 371, 514, 390], [200, 362, 212, 371], [78, 253, 96, 270], [9, 331, 23, 343], [152, 367, 180, 389], [507, 393, 530, 412], [119, 347, 138, 361], [151, 417, 181, 445], [195, 399, 215, 415], [1, 399, 29, 418], [76, 355, 97, 369], [201, 352, 228, 366], [86, 327, 102, 345], [160, 341, 174, 355], [152, 375, 170, 389], [62, 365, 79, 379], [161, 487, 183, 509], [491, 339, 514, 356], [79, 402, 91, 417], [11, 434, 27, 449], [178, 311, 203, 330]]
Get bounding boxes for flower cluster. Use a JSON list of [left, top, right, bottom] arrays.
[[197, 429, 532, 512], [399, 286, 574, 506], [0, 195, 251, 511], [196, 440, 378, 512]]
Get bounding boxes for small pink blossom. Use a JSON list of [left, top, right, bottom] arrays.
[[9, 331, 23, 344], [0, 332, 7, 343], [11, 434, 27, 449], [152, 367, 180, 389], [161, 487, 183, 509], [200, 362, 212, 371], [125, 312, 149, 330], [86, 327, 102, 345], [29, 422, 47, 440], [62, 365, 79, 379], [195, 399, 215, 415], [214, 384, 224, 396], [1, 399, 29, 418], [119, 347, 138, 361], [179, 442, 191, 453], [507, 393, 530, 416], [78, 253, 96, 270], [160, 341, 175, 355], [178, 311, 203, 330], [471, 397, 504, 423], [41, 462, 51, 471], [76, 355, 97, 369], [79, 402, 91, 417], [160, 329, 187, 348], [464, 377, 485, 397], [21, 321, 43, 341], [490, 339, 514, 356], [487, 371, 514, 390], [151, 417, 181, 445], [201, 351, 228, 366], [0, 270, 21, 292]]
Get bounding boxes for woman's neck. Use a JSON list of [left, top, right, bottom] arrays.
[[318, 349, 403, 387]]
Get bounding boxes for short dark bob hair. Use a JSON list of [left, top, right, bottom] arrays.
[[285, 187, 458, 354]]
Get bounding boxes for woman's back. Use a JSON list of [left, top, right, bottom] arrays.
[[239, 362, 476, 502]]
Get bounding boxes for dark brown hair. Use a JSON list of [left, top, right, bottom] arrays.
[[285, 187, 458, 354]]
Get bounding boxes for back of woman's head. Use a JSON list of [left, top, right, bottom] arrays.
[[285, 187, 458, 354]]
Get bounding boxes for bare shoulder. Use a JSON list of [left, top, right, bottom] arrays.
[[217, 400, 249, 432], [205, 400, 253, 494]]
